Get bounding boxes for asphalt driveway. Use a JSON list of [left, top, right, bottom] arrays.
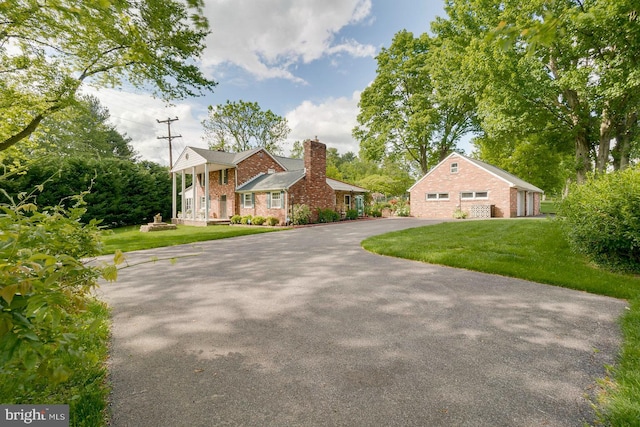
[[99, 218, 626, 426]]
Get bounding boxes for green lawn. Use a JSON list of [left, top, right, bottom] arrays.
[[540, 199, 559, 214], [101, 224, 286, 254], [361, 218, 640, 425]]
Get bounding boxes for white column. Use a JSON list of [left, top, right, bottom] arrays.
[[204, 163, 210, 222], [181, 170, 186, 220], [172, 172, 177, 221], [192, 166, 197, 220]]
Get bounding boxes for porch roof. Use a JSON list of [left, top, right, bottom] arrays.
[[236, 170, 306, 192], [327, 178, 367, 193]]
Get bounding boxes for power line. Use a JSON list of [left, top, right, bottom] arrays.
[[156, 117, 182, 169]]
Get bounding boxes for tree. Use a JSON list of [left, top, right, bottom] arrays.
[[202, 100, 290, 154], [34, 95, 137, 160], [354, 30, 476, 175], [0, 0, 215, 152], [435, 0, 640, 183]]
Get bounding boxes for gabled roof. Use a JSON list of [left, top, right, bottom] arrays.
[[236, 170, 306, 192], [409, 152, 544, 193], [273, 155, 304, 171], [327, 178, 367, 193], [171, 146, 291, 173]]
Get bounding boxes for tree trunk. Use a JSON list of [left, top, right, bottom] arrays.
[[564, 88, 592, 184], [596, 107, 611, 173]]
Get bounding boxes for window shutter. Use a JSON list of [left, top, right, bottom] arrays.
[[266, 193, 271, 209], [251, 193, 255, 207], [218, 171, 222, 185], [281, 191, 284, 209]]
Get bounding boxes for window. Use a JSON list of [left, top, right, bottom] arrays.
[[461, 191, 489, 200], [243, 193, 253, 208], [200, 196, 206, 209], [185, 198, 193, 212], [426, 193, 449, 200], [450, 162, 458, 173], [344, 194, 351, 209], [197, 173, 204, 185], [219, 169, 228, 185], [270, 192, 282, 209]]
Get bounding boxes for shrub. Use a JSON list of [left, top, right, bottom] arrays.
[[318, 208, 340, 223], [0, 190, 118, 420], [345, 209, 359, 220], [252, 216, 265, 225], [291, 204, 311, 225], [230, 214, 242, 224], [240, 215, 252, 225], [266, 216, 279, 226], [453, 208, 468, 219], [557, 167, 640, 273]]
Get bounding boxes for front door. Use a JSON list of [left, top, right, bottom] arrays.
[[219, 195, 227, 219]]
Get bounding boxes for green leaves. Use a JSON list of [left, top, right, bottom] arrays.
[[1, 0, 216, 151], [0, 191, 115, 382], [202, 100, 291, 155]]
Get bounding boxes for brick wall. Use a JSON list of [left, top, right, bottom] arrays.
[[409, 154, 513, 219], [236, 150, 286, 186], [297, 139, 335, 221]]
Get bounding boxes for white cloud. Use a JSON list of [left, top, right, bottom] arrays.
[[285, 91, 362, 155], [83, 88, 208, 166], [202, 0, 375, 81]]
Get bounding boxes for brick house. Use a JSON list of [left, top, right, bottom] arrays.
[[170, 139, 367, 225], [409, 153, 544, 219]]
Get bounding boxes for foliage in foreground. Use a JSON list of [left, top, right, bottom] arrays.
[[0, 191, 118, 425], [558, 167, 640, 273], [0, 300, 111, 427]]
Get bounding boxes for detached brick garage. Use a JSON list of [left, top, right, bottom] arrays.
[[409, 153, 544, 219]]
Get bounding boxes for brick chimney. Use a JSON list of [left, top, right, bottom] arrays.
[[304, 137, 326, 184], [302, 138, 334, 216]]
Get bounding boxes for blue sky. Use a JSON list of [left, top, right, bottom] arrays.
[[89, 0, 450, 165]]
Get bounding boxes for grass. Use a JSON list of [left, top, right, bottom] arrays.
[[361, 218, 640, 425], [540, 199, 559, 214], [0, 300, 111, 427], [100, 224, 285, 254]]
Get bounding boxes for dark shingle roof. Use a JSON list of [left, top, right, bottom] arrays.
[[236, 170, 306, 192]]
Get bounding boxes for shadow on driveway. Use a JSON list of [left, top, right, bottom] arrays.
[[99, 218, 626, 426]]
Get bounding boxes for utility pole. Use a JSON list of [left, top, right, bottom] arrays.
[[157, 117, 182, 169]]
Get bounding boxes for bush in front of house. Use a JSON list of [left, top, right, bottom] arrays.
[[266, 216, 279, 226], [252, 216, 266, 225], [291, 204, 311, 225], [345, 209, 359, 220], [318, 208, 340, 223], [240, 215, 252, 225], [230, 214, 242, 224], [557, 167, 640, 273]]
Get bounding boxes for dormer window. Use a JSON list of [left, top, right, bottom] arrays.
[[450, 162, 458, 173]]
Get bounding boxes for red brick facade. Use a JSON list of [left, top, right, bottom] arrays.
[[173, 140, 366, 225], [409, 154, 542, 219]]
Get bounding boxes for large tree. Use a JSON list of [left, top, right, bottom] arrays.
[[354, 30, 477, 175], [435, 0, 640, 183], [202, 100, 290, 154], [35, 95, 136, 160], [0, 0, 215, 152]]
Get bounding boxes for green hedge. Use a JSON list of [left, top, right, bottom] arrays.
[[558, 167, 640, 273]]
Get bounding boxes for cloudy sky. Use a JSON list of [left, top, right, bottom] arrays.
[[87, 0, 449, 166]]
